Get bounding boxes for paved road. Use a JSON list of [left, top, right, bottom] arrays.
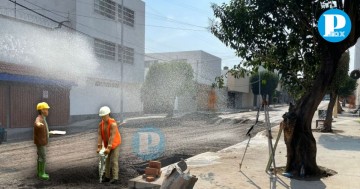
[[0, 107, 288, 188]]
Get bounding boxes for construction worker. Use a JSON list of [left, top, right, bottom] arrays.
[[208, 87, 217, 111], [96, 106, 122, 184], [34, 102, 50, 180]]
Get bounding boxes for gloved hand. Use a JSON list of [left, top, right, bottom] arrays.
[[36, 122, 44, 127], [104, 147, 111, 155], [96, 145, 102, 153]]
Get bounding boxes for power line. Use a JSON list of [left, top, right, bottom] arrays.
[[145, 1, 210, 23], [5, 1, 208, 50], [1, 4, 208, 31], [3, 2, 237, 62], [3, 1, 240, 75], [0, 9, 238, 71], [2, 6, 232, 68], [68, 0, 208, 29]]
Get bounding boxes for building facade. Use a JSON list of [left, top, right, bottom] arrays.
[[354, 42, 360, 108], [221, 67, 255, 109], [0, 0, 145, 127], [145, 50, 224, 112]]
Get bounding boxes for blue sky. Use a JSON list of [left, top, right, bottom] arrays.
[[144, 0, 356, 71], [143, 0, 241, 69]]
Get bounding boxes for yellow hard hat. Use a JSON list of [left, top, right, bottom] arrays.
[[37, 102, 50, 110]]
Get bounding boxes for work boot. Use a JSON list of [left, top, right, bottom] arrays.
[[37, 161, 39, 175], [102, 175, 110, 183], [110, 179, 119, 184], [38, 161, 49, 180]]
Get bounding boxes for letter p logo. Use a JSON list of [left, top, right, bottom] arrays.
[[132, 127, 165, 161], [318, 9, 351, 43], [323, 14, 346, 36]]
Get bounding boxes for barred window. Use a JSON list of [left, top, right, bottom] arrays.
[[94, 38, 116, 60], [118, 5, 135, 27], [94, 0, 116, 20], [118, 45, 134, 64]]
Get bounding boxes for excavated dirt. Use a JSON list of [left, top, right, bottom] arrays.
[[0, 113, 269, 188]]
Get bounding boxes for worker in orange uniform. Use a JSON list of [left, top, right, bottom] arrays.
[[34, 102, 51, 180], [208, 87, 217, 111], [96, 106, 122, 184]]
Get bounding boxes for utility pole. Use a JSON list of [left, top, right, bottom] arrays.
[[258, 70, 261, 107], [14, 0, 16, 17], [196, 60, 199, 111], [120, 0, 124, 118], [196, 60, 199, 83]]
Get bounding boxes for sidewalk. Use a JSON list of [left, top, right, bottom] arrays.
[[129, 115, 360, 189]]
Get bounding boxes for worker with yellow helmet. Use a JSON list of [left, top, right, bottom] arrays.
[[34, 102, 50, 180]]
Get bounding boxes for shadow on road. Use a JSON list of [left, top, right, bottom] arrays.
[[290, 178, 326, 189], [318, 134, 360, 151], [240, 170, 261, 189]]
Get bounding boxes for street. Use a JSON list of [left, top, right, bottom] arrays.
[[0, 107, 287, 188]]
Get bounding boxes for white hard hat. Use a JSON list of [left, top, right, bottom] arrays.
[[99, 106, 111, 117]]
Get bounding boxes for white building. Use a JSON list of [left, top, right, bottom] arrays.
[[0, 0, 145, 122], [221, 67, 255, 109], [221, 66, 288, 110], [354, 41, 360, 108], [144, 50, 223, 112]]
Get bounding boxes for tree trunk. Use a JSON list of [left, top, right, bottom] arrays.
[[337, 100, 343, 113], [282, 45, 343, 177], [322, 91, 336, 132]]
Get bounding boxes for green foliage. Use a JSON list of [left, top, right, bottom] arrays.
[[326, 51, 356, 98], [210, 0, 332, 99], [329, 51, 350, 92], [338, 76, 357, 98], [141, 61, 195, 112], [250, 71, 279, 97]]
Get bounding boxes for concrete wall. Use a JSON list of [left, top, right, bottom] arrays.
[[227, 74, 250, 93], [74, 0, 145, 84], [242, 91, 255, 108], [354, 41, 360, 70], [72, 0, 145, 115], [70, 79, 142, 118]]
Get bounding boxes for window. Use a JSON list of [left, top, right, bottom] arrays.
[[118, 45, 134, 64], [118, 5, 135, 27], [94, 0, 135, 27], [94, 38, 116, 60], [94, 0, 116, 20]]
